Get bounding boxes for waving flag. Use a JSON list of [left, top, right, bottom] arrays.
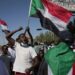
[[29, 0, 75, 75], [30, 0, 73, 45], [0, 19, 8, 30], [44, 42, 75, 75], [30, 0, 72, 31]]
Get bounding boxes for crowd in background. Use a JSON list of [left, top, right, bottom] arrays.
[[0, 26, 75, 75], [0, 26, 56, 75]]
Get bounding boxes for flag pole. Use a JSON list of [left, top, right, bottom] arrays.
[[27, 0, 32, 26], [25, 0, 32, 33]]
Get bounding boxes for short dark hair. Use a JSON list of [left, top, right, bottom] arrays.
[[18, 33, 25, 38], [2, 45, 8, 50], [16, 33, 28, 43]]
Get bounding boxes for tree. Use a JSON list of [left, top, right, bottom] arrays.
[[34, 31, 59, 44]]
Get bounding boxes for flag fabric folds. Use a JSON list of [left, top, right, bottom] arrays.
[[30, 0, 73, 43], [30, 0, 72, 31], [0, 19, 8, 30], [30, 0, 75, 75], [44, 42, 75, 75]]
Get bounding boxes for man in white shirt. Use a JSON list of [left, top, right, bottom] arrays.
[[6, 26, 38, 75], [13, 42, 37, 74]]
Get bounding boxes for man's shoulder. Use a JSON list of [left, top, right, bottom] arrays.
[[28, 46, 33, 49]]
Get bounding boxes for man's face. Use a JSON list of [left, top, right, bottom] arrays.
[[19, 34, 28, 43]]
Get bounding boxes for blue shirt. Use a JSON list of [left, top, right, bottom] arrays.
[[0, 60, 9, 75]]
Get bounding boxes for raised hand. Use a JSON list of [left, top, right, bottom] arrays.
[[25, 26, 30, 32], [18, 26, 23, 31]]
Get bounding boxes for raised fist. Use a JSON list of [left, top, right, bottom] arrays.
[[18, 26, 23, 31]]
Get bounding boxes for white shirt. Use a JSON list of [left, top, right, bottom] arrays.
[[8, 47, 16, 59], [13, 42, 37, 73]]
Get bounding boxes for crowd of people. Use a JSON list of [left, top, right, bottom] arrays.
[[0, 26, 56, 75], [0, 26, 75, 75]]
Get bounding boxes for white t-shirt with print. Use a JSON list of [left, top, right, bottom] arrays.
[[13, 42, 37, 73]]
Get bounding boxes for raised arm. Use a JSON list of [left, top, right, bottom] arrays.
[[6, 27, 23, 38], [4, 27, 23, 46], [25, 26, 33, 46]]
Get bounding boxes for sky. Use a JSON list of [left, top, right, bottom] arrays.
[[0, 0, 48, 45], [0, 0, 74, 45]]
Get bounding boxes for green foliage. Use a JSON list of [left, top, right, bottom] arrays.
[[34, 31, 59, 44]]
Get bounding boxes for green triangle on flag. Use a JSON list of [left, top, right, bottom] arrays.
[[44, 42, 75, 75], [30, 0, 44, 16]]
